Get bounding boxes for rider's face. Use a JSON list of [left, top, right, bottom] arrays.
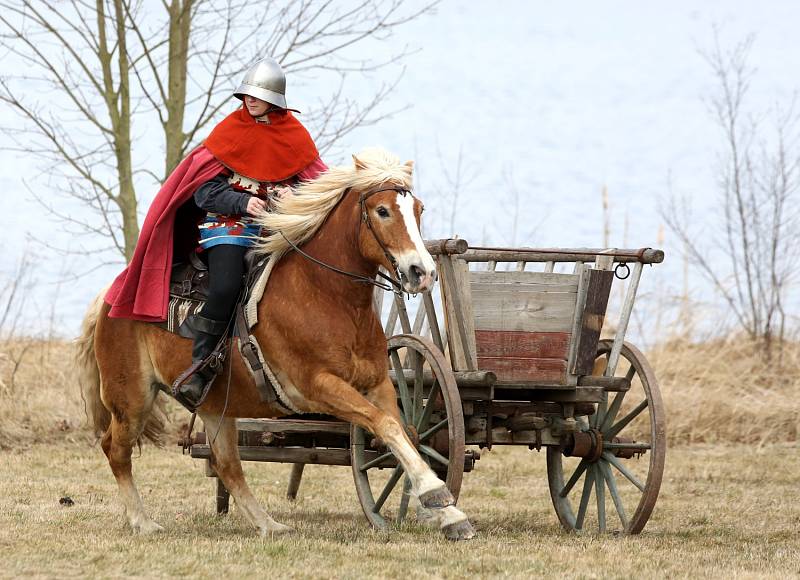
[[244, 95, 269, 117]]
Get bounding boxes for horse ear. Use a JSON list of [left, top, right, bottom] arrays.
[[404, 160, 414, 172], [352, 155, 367, 171]]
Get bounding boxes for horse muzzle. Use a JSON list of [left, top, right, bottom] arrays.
[[399, 263, 436, 294]]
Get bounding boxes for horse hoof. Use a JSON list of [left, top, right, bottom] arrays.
[[419, 486, 455, 509], [443, 518, 476, 542], [132, 520, 164, 535]]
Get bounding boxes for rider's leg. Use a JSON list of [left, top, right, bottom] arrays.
[[177, 244, 247, 407]]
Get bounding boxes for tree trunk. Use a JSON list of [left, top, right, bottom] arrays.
[[164, 0, 192, 177]]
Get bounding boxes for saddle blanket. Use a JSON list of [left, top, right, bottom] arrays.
[[157, 254, 302, 414]]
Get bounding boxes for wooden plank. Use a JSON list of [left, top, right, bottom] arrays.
[[461, 247, 665, 264], [469, 270, 579, 289], [191, 445, 358, 466], [455, 258, 478, 368], [471, 289, 577, 333], [477, 356, 567, 384], [384, 298, 398, 337], [236, 418, 350, 435], [411, 300, 427, 334], [493, 386, 604, 403], [390, 369, 496, 387], [422, 291, 445, 351], [572, 268, 615, 375], [565, 264, 591, 383], [606, 261, 644, 376], [577, 375, 631, 391], [439, 255, 477, 371], [372, 286, 384, 317], [475, 330, 570, 359]]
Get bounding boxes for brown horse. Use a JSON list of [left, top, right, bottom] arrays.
[[77, 147, 475, 541]]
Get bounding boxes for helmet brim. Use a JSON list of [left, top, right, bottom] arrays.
[[234, 84, 287, 109]]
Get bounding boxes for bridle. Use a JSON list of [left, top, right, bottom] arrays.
[[279, 185, 416, 295]]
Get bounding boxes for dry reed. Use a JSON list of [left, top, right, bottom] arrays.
[[650, 336, 800, 445]]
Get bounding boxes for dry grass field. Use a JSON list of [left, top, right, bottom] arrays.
[[1, 441, 798, 579], [1, 339, 799, 578]]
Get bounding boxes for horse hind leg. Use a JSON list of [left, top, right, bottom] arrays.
[[100, 382, 164, 535], [199, 412, 292, 537]]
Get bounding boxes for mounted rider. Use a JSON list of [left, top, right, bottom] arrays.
[[104, 57, 327, 410]]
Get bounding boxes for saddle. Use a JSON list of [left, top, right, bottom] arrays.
[[159, 251, 296, 413]]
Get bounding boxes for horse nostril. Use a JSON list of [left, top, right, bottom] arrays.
[[410, 264, 424, 282]]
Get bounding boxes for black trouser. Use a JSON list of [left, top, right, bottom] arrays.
[[198, 244, 248, 323]]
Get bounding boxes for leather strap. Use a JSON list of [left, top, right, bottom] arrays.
[[235, 305, 278, 405], [192, 314, 228, 335]]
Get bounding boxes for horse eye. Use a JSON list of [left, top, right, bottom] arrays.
[[376, 206, 390, 218]]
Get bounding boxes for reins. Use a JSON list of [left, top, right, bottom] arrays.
[[278, 185, 413, 296]]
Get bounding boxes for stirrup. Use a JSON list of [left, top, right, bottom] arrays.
[[171, 351, 224, 412]]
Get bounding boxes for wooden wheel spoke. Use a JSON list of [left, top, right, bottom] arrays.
[[390, 351, 414, 420], [548, 342, 665, 536], [599, 390, 626, 433], [602, 452, 645, 492], [576, 466, 596, 530], [592, 393, 608, 429], [419, 444, 449, 467], [605, 399, 648, 439], [397, 476, 412, 524], [560, 459, 588, 498], [373, 465, 405, 513], [595, 465, 606, 532], [419, 417, 448, 441], [359, 450, 394, 472], [600, 460, 629, 529], [412, 352, 424, 423], [415, 379, 441, 431]]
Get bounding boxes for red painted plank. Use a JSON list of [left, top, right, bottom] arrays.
[[477, 356, 567, 384], [475, 330, 570, 359]]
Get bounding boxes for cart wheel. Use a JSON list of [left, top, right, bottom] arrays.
[[351, 334, 465, 530], [547, 340, 666, 534]]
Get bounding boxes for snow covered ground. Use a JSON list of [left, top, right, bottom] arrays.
[[2, 0, 798, 338]]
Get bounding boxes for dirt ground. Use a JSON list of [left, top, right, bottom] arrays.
[[1, 441, 797, 579]]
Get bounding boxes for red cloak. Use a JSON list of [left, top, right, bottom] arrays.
[[204, 107, 319, 182], [105, 107, 321, 322]]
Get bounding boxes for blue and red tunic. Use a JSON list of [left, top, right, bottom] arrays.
[[194, 160, 327, 250]]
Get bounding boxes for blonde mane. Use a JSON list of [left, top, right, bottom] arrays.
[[255, 147, 413, 259]]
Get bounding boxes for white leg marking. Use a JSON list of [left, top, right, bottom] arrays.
[[201, 413, 292, 536], [118, 479, 163, 534], [378, 417, 445, 498]]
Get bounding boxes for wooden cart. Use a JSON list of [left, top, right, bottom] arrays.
[[188, 239, 666, 534]]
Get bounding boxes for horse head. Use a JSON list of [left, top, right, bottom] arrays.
[[352, 153, 437, 294]]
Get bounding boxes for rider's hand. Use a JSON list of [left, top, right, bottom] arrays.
[[246, 196, 268, 216], [271, 185, 292, 200]]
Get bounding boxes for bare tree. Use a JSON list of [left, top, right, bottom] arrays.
[[0, 0, 437, 264], [663, 34, 800, 359]]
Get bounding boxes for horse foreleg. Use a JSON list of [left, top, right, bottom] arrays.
[[314, 374, 475, 540], [199, 412, 292, 537]]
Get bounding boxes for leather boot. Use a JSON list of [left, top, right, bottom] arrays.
[[174, 314, 228, 410]]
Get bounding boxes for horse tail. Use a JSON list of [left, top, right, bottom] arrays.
[[77, 287, 111, 438]]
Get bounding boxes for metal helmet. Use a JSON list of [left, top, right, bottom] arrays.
[[233, 57, 287, 109]]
